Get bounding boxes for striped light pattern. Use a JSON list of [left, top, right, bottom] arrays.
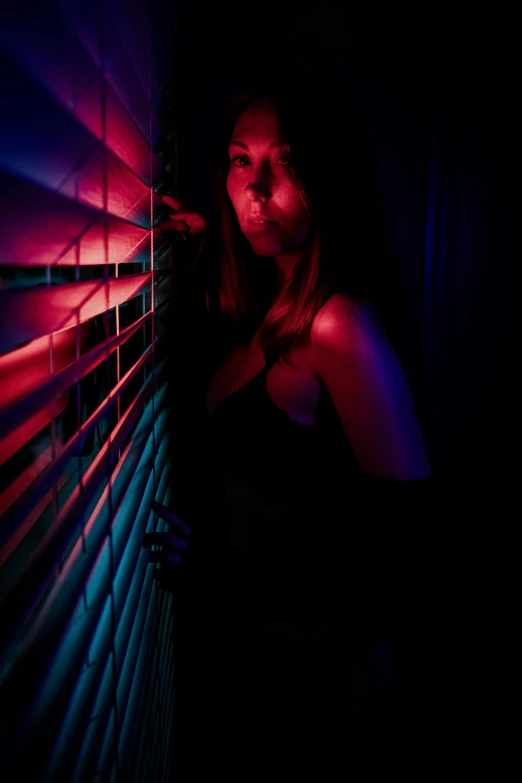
[[0, 2, 179, 780]]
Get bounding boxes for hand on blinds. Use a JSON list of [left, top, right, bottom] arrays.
[[155, 194, 206, 235], [142, 501, 193, 592]]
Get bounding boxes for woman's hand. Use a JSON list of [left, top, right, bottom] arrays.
[[142, 501, 193, 592], [156, 194, 206, 235]]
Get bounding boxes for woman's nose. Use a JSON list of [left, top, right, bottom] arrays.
[[245, 162, 272, 202], [245, 184, 269, 202]]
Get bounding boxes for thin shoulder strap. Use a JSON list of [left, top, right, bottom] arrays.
[[258, 353, 279, 377]]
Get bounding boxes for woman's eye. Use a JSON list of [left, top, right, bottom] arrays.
[[230, 154, 250, 166], [278, 155, 293, 167]]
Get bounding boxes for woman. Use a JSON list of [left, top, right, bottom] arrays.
[[144, 73, 436, 777]]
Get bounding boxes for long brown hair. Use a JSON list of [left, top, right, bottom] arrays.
[[188, 71, 403, 367]]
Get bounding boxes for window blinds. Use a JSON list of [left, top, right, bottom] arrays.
[[0, 2, 178, 781]]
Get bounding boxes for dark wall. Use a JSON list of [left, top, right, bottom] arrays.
[[172, 5, 520, 769], [175, 4, 520, 485]]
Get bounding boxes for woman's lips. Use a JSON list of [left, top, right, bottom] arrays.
[[246, 215, 278, 231]]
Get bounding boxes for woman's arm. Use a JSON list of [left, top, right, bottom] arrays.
[[309, 293, 431, 481], [308, 292, 441, 600], [309, 294, 443, 721]]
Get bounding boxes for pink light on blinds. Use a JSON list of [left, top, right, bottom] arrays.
[[0, 273, 152, 354], [1, 1, 177, 780]]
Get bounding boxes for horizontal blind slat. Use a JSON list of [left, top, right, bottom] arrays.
[[0, 312, 168, 566], [0, 309, 154, 444], [81, 518, 168, 780], [0, 348, 165, 568], [101, 464, 173, 768], [39, 423, 171, 782], [54, 0, 162, 146], [0, 403, 67, 473], [0, 8, 163, 184], [1, 387, 170, 779], [0, 361, 167, 663], [0, 48, 99, 193], [118, 494, 173, 780], [105, 0, 152, 102], [0, 171, 156, 267], [0, 272, 159, 353], [0, 52, 165, 224]]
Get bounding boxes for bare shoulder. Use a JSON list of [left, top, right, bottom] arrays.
[[308, 293, 431, 480], [309, 293, 388, 367], [313, 291, 380, 323]]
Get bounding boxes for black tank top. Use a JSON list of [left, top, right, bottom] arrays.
[[203, 353, 387, 642]]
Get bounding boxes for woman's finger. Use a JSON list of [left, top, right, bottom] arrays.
[[149, 549, 182, 566], [142, 531, 189, 551], [155, 210, 206, 235], [165, 211, 206, 234], [151, 502, 192, 536], [161, 194, 185, 211], [155, 218, 189, 234]]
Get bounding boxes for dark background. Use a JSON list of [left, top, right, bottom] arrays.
[[174, 1, 520, 482], [171, 3, 520, 768]]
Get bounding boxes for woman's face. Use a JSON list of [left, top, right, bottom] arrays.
[[226, 99, 310, 259]]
